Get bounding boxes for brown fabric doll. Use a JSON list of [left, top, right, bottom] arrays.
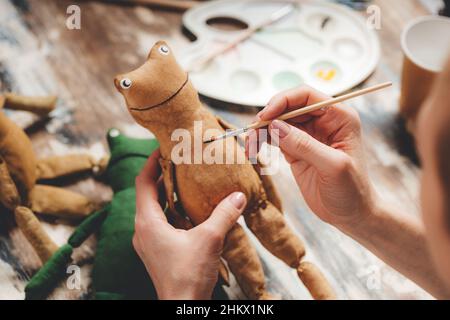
[[114, 41, 335, 300], [0, 94, 104, 263]]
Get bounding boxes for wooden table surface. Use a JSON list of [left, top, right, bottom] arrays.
[[0, 0, 437, 300]]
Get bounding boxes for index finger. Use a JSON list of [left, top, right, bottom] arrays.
[[135, 149, 168, 226], [259, 86, 331, 121]]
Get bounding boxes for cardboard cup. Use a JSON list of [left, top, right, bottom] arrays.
[[400, 16, 450, 125]]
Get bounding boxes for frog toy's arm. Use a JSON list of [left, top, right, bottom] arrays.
[[216, 116, 283, 212], [25, 205, 110, 300], [159, 158, 192, 230]]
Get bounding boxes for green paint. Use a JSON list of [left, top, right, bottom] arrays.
[[230, 70, 260, 93], [272, 71, 303, 90]]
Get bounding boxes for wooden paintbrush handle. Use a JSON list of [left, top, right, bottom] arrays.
[[249, 82, 392, 130], [107, 0, 199, 10]]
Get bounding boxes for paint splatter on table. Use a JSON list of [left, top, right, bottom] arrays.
[[0, 0, 434, 300]]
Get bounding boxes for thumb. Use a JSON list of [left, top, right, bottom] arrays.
[[199, 192, 246, 238], [269, 120, 340, 173]]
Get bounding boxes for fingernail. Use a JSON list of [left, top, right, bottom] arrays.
[[257, 110, 266, 119], [230, 192, 246, 210], [271, 120, 290, 138]]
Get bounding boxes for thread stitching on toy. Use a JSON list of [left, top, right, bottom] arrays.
[[130, 73, 189, 112]]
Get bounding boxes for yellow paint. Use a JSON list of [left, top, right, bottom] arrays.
[[316, 69, 336, 81]]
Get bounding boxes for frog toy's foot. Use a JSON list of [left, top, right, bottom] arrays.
[[244, 202, 336, 300]]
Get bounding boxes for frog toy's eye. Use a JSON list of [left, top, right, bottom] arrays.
[[158, 45, 170, 55], [120, 78, 132, 90], [109, 128, 121, 138]]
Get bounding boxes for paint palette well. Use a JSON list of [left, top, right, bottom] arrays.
[[179, 0, 380, 107]]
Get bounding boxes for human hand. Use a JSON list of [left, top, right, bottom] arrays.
[[133, 150, 247, 300], [246, 86, 377, 228]]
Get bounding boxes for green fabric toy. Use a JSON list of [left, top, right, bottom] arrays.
[[25, 129, 160, 299], [25, 129, 228, 300]]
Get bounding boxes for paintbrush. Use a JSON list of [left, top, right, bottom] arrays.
[[204, 82, 392, 143], [187, 4, 296, 73]]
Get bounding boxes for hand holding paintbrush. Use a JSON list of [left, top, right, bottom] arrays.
[[205, 82, 392, 143]]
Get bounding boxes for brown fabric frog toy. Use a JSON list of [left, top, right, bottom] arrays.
[[114, 41, 335, 300], [0, 93, 104, 263]]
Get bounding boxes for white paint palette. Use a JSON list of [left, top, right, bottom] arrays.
[[179, 0, 380, 107]]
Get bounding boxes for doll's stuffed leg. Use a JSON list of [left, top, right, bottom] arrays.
[[222, 223, 272, 300], [0, 156, 21, 210], [1, 157, 57, 263], [14, 206, 58, 263], [36, 154, 107, 180], [1, 93, 56, 116], [29, 185, 95, 220], [244, 201, 335, 300], [297, 261, 336, 300]]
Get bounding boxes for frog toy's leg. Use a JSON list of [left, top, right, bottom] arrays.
[[0, 156, 21, 210], [217, 116, 335, 300], [36, 154, 108, 180], [222, 223, 272, 300], [29, 185, 96, 220], [159, 157, 230, 289], [14, 206, 59, 263], [25, 205, 110, 300], [212, 117, 277, 299], [1, 156, 58, 262], [1, 93, 56, 116], [243, 202, 335, 299], [159, 155, 271, 299], [29, 154, 107, 220]]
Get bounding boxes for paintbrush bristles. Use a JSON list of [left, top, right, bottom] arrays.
[[204, 82, 392, 143]]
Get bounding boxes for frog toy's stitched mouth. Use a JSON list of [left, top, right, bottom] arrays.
[[129, 73, 189, 112]]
